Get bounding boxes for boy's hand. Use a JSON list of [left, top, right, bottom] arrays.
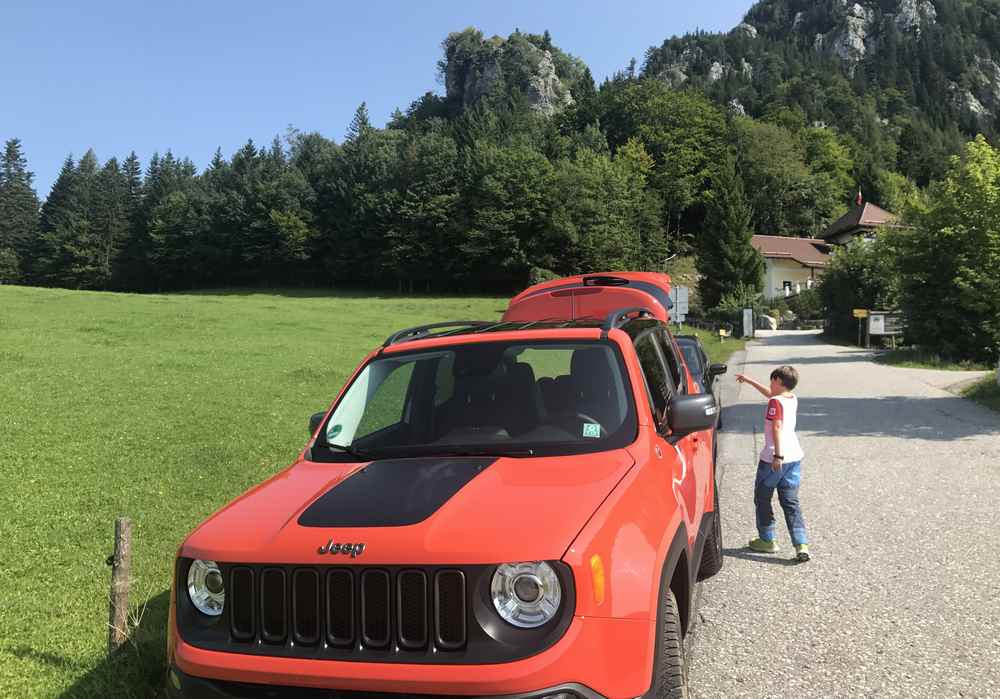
[[771, 456, 783, 472], [735, 373, 747, 383]]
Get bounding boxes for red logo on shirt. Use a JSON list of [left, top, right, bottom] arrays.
[[766, 399, 783, 420]]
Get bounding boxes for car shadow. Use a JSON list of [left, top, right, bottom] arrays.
[[722, 547, 802, 567], [54, 589, 171, 698]]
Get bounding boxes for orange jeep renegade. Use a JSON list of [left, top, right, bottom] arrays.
[[167, 273, 723, 698]]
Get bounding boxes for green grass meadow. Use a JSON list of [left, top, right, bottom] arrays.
[[0, 286, 505, 697], [962, 373, 1000, 413], [0, 286, 740, 697]]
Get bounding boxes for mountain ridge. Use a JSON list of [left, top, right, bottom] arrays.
[[642, 0, 1000, 189]]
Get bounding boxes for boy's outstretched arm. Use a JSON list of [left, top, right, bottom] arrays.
[[736, 373, 772, 398]]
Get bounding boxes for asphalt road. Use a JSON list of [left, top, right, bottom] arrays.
[[687, 331, 1000, 698]]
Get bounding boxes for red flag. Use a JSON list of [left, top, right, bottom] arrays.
[[855, 189, 863, 206]]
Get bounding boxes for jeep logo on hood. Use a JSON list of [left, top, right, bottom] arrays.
[[318, 540, 365, 558]]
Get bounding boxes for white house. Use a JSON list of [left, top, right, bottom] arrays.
[[750, 235, 833, 300]]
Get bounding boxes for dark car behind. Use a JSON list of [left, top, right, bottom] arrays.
[[676, 335, 727, 430]]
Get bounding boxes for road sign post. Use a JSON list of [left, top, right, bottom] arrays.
[[853, 309, 869, 347]]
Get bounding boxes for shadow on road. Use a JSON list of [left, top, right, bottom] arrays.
[[748, 331, 826, 348], [720, 396, 999, 441], [722, 547, 801, 567], [743, 352, 875, 366]]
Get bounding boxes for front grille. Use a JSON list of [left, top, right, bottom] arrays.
[[227, 565, 467, 657]]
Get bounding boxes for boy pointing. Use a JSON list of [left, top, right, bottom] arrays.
[[736, 366, 811, 563]]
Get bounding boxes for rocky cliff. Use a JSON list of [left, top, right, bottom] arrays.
[[440, 29, 584, 116], [644, 0, 1000, 132]]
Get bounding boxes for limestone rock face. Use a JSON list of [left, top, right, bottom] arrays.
[[728, 98, 748, 117], [652, 46, 702, 88], [824, 2, 875, 70], [451, 52, 502, 107], [443, 32, 575, 116], [970, 56, 1000, 115], [733, 22, 759, 39], [709, 61, 725, 83], [894, 0, 937, 34], [950, 80, 991, 126], [526, 50, 573, 117]]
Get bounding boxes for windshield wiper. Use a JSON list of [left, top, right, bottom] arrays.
[[420, 448, 537, 459], [314, 441, 377, 461]]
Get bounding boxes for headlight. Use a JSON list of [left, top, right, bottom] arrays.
[[187, 560, 224, 616], [491, 561, 561, 628]]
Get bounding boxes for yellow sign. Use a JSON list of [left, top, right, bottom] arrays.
[[853, 309, 869, 318]]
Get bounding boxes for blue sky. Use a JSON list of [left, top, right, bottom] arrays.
[[2, 1, 751, 198]]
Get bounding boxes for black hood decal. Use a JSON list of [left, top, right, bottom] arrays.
[[297, 457, 497, 528]]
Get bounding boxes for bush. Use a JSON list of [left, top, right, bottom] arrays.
[[895, 136, 1000, 363], [788, 288, 822, 318], [818, 236, 900, 340], [527, 267, 561, 285]]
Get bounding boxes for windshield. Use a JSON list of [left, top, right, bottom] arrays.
[[314, 340, 637, 460]]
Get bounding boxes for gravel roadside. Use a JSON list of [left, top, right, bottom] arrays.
[[687, 331, 1000, 699]]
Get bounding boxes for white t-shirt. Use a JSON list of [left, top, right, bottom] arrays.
[[760, 393, 804, 463]]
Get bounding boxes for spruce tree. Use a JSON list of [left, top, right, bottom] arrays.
[[696, 156, 765, 309], [0, 138, 40, 283], [92, 157, 128, 288], [35, 155, 85, 286], [346, 103, 372, 142]]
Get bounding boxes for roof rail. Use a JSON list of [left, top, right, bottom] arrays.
[[383, 321, 493, 347], [603, 307, 655, 332]]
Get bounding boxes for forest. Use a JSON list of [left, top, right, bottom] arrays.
[[2, 1, 999, 301]]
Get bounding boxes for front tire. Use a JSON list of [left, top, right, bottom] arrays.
[[651, 585, 688, 698], [697, 483, 723, 581]]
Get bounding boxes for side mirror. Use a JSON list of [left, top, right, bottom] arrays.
[[667, 394, 718, 438], [708, 363, 728, 377], [309, 411, 326, 436]]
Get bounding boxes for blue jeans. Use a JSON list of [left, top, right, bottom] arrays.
[[755, 460, 809, 545]]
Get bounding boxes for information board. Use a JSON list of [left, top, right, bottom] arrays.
[[670, 286, 689, 323]]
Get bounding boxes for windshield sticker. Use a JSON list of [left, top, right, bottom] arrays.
[[582, 423, 601, 439], [328, 424, 343, 439]]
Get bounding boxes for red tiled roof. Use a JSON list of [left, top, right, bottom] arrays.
[[821, 202, 898, 241], [750, 235, 833, 268]]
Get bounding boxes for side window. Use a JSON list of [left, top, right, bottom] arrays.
[[657, 329, 685, 393], [355, 362, 415, 438], [635, 335, 672, 421], [433, 354, 455, 407]]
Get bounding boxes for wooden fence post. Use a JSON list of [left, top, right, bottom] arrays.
[[107, 517, 133, 656]]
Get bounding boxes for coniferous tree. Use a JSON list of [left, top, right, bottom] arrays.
[[91, 157, 129, 288], [696, 155, 765, 309], [35, 155, 87, 286], [0, 138, 40, 283]]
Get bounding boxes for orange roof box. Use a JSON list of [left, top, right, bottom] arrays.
[[504, 272, 674, 324]]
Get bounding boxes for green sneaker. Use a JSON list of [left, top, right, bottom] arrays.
[[748, 537, 778, 553], [795, 544, 811, 562]]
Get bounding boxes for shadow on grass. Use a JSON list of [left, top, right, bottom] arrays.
[[722, 547, 801, 567], [57, 590, 171, 698]]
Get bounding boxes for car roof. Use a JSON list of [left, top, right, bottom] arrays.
[[380, 313, 665, 352]]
